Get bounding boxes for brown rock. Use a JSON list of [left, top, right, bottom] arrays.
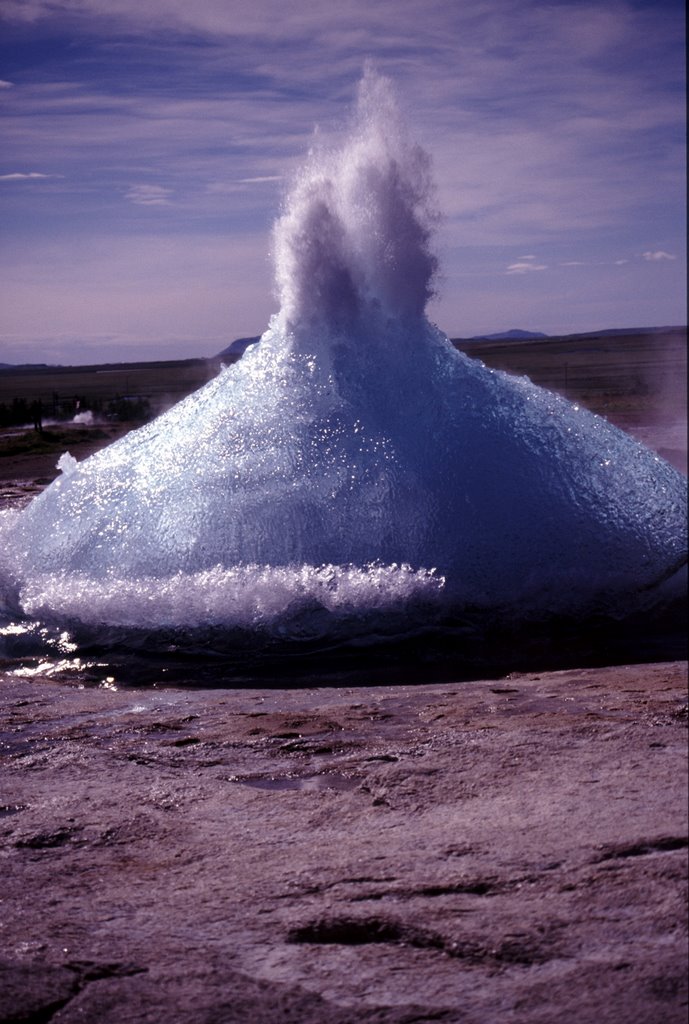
[[1, 662, 686, 1022]]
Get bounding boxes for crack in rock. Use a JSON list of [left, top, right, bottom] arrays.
[[287, 916, 445, 950], [14, 827, 82, 850], [0, 959, 147, 1024], [347, 878, 501, 902], [286, 915, 557, 966], [595, 836, 688, 862]]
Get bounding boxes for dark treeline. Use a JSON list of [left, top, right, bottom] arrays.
[[0, 394, 152, 430]]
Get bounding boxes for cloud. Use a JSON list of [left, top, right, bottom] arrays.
[[0, 0, 685, 361], [237, 176, 283, 184], [0, 80, 13, 88], [124, 184, 173, 206], [642, 250, 676, 262], [207, 176, 284, 195], [506, 256, 547, 274], [559, 258, 633, 268], [0, 171, 51, 180]]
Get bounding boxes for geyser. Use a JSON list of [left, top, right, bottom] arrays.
[[0, 70, 686, 656]]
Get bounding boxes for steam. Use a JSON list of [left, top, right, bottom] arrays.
[[273, 66, 438, 333]]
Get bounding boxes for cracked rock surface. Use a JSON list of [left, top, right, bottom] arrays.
[[1, 661, 687, 1022]]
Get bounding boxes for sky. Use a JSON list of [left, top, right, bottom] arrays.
[[0, 0, 686, 365]]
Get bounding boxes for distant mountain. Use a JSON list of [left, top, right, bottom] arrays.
[[454, 326, 685, 344], [560, 326, 683, 339], [468, 329, 549, 341], [215, 336, 260, 360]]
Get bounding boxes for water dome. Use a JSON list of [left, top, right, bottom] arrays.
[[0, 70, 686, 672]]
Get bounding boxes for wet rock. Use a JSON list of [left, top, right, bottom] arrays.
[[0, 662, 687, 1023], [0, 959, 78, 1023]]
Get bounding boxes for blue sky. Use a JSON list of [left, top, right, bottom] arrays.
[[0, 0, 685, 364]]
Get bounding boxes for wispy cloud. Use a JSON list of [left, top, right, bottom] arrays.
[[0, 171, 51, 180], [643, 250, 676, 262], [206, 176, 284, 195], [558, 257, 633, 268], [237, 176, 283, 184], [124, 184, 173, 206], [506, 256, 547, 275]]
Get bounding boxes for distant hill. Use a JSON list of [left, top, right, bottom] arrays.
[[556, 326, 684, 339], [452, 326, 685, 345], [468, 329, 548, 341], [215, 336, 261, 360]]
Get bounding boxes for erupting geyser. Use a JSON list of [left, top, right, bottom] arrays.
[[0, 70, 686, 656]]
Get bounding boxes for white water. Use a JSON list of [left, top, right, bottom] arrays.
[[0, 70, 686, 646]]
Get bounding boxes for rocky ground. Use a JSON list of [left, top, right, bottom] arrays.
[[1, 660, 687, 1023]]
